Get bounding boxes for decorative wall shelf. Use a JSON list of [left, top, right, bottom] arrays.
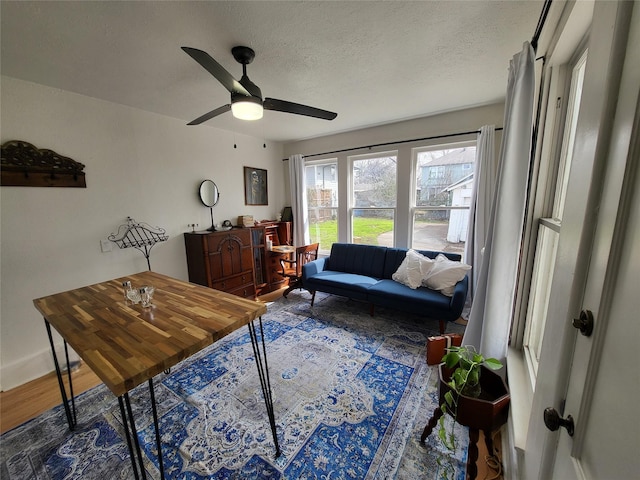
[[1, 140, 86, 188], [108, 217, 168, 270]]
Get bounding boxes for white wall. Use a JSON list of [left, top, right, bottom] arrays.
[[0, 76, 286, 390], [283, 104, 504, 248]]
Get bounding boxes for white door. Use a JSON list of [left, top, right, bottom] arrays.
[[550, 3, 640, 477], [525, 2, 640, 479]]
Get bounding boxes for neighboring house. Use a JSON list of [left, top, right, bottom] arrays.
[[419, 147, 475, 205]]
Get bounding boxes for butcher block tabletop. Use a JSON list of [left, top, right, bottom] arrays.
[[33, 271, 267, 397]]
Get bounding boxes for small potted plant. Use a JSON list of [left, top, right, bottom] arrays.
[[420, 345, 508, 479], [437, 345, 504, 450]]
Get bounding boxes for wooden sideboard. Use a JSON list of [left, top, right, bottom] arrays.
[[184, 221, 292, 298], [184, 229, 256, 298]]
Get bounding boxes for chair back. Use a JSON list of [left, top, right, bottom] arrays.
[[294, 243, 319, 276]]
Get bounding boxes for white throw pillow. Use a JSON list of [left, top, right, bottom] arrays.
[[393, 249, 434, 289], [423, 254, 471, 296]]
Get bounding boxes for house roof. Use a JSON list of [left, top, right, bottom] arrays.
[[424, 148, 477, 167], [444, 173, 475, 192]]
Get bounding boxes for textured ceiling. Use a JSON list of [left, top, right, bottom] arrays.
[[1, 1, 544, 143]]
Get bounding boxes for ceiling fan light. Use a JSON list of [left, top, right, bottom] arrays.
[[231, 98, 263, 120]]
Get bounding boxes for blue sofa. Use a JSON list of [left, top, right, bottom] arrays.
[[302, 243, 469, 334]]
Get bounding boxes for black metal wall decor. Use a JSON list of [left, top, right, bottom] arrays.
[[0, 140, 86, 187], [108, 217, 168, 270]]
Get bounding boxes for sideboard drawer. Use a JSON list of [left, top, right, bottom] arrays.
[[212, 271, 254, 292], [228, 283, 256, 299]]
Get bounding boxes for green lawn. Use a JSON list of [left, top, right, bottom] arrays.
[[309, 217, 394, 251]]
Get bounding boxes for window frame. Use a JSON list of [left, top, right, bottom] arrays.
[[517, 44, 589, 386]]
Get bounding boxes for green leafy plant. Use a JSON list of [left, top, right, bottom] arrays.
[[437, 345, 503, 451]]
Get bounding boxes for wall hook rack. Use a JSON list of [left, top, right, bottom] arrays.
[[108, 217, 168, 270]]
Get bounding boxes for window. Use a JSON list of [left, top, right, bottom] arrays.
[[523, 49, 587, 378], [350, 153, 397, 246], [522, 220, 560, 376], [305, 160, 338, 254], [411, 145, 476, 257]]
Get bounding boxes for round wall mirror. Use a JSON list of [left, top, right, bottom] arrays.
[[199, 180, 220, 207]]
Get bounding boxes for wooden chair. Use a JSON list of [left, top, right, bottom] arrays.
[[279, 243, 319, 298]]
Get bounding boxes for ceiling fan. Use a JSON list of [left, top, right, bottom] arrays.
[[182, 46, 338, 125]]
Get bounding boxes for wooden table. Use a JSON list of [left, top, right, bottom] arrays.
[[270, 245, 295, 254], [33, 271, 278, 480]]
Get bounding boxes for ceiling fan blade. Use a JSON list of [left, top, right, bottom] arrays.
[[264, 98, 337, 120], [187, 104, 231, 125], [182, 47, 251, 96]]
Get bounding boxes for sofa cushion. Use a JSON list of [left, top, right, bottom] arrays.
[[367, 279, 460, 321], [304, 271, 379, 295], [326, 243, 387, 278], [368, 279, 453, 312]]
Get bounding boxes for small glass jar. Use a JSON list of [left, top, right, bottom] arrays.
[[122, 281, 130, 304], [125, 282, 141, 305], [139, 285, 154, 308]]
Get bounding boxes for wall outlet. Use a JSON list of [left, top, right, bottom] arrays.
[[100, 239, 112, 253]]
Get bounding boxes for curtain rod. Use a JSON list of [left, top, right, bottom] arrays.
[[282, 127, 503, 161], [531, 0, 553, 51]]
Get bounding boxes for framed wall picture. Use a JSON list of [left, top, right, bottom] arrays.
[[244, 166, 268, 205]]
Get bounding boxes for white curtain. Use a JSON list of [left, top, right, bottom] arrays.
[[464, 125, 496, 299], [288, 154, 310, 246], [463, 42, 536, 360]]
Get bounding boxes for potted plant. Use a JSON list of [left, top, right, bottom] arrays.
[[437, 345, 504, 450], [420, 345, 508, 479]]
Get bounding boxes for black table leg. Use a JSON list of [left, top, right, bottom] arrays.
[[148, 378, 166, 480], [247, 317, 281, 457], [120, 392, 148, 480], [117, 381, 166, 480], [44, 319, 77, 430], [118, 396, 141, 480]]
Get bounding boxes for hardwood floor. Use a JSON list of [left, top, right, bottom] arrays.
[[0, 287, 502, 479], [0, 361, 101, 434]]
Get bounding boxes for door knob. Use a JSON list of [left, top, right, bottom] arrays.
[[544, 407, 574, 436], [572, 309, 594, 337]]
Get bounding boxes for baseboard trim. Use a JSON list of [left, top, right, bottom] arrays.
[[0, 343, 79, 391]]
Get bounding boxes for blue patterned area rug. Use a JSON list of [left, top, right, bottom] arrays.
[[1, 291, 468, 479]]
